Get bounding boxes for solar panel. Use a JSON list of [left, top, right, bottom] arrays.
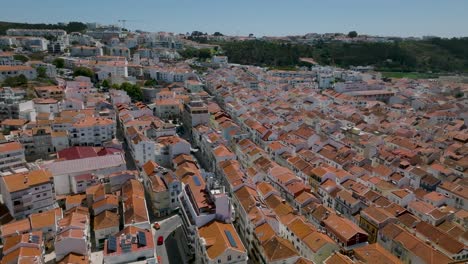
[[108, 236, 117, 252], [121, 239, 132, 253], [224, 230, 238, 248], [193, 176, 201, 186], [30, 235, 40, 243], [137, 231, 147, 247]]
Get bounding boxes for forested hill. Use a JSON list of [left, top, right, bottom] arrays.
[[215, 38, 468, 73], [0, 21, 87, 35]]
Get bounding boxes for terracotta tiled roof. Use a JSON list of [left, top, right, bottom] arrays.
[[198, 221, 245, 260], [57, 253, 90, 264], [262, 236, 298, 262], [94, 210, 119, 230], [0, 141, 23, 153], [324, 252, 354, 264], [1, 169, 52, 193], [354, 243, 402, 264]]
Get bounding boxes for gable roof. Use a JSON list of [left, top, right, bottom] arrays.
[[198, 221, 245, 260]]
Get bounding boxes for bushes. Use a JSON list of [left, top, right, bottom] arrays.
[[113, 82, 143, 101], [2, 74, 28, 87]]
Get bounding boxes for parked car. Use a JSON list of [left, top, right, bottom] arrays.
[[157, 236, 164, 245]]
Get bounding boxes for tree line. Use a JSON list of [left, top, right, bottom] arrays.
[[211, 38, 468, 73], [0, 21, 87, 35]]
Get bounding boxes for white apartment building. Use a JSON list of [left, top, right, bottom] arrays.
[[145, 67, 195, 83], [184, 79, 204, 93], [54, 211, 90, 261], [33, 98, 60, 114], [129, 133, 155, 168], [0, 65, 37, 81], [154, 136, 191, 167], [182, 100, 210, 131], [109, 46, 130, 58], [71, 46, 103, 57], [94, 60, 128, 80], [109, 89, 131, 105], [69, 116, 116, 146], [152, 98, 181, 120], [0, 141, 26, 171], [16, 37, 48, 51], [65, 76, 95, 101], [0, 169, 55, 219], [178, 173, 234, 254]]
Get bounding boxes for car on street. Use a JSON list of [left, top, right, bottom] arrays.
[[157, 236, 164, 245]]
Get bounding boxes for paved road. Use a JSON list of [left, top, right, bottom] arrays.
[[116, 123, 137, 170], [153, 215, 183, 264]]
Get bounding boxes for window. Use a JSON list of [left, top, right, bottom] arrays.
[[227, 255, 231, 261]]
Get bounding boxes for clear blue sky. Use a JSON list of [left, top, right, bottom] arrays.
[[3, 0, 467, 37]]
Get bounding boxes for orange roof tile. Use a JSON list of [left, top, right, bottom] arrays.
[[0, 141, 23, 153], [198, 221, 245, 260], [1, 169, 52, 193], [94, 210, 119, 230]]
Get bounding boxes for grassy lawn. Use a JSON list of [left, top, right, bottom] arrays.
[[380, 71, 439, 79]]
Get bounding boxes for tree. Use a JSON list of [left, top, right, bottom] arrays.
[[144, 79, 158, 87], [213, 32, 224, 36], [101, 79, 110, 88], [348, 31, 358, 38], [198, 48, 212, 60], [13, 54, 29, 63], [2, 74, 28, 87], [116, 82, 143, 101], [73, 66, 94, 79], [37, 66, 47, 78], [53, 58, 65, 68], [191, 31, 204, 37]]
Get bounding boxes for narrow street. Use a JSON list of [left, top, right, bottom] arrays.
[[152, 215, 185, 264], [116, 121, 137, 170]]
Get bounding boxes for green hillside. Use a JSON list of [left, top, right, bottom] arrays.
[[213, 38, 468, 74], [0, 21, 87, 35]]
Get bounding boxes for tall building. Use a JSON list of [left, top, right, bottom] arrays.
[[0, 169, 55, 219], [182, 100, 209, 134]]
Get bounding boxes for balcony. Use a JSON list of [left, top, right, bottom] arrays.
[[23, 196, 33, 206]]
